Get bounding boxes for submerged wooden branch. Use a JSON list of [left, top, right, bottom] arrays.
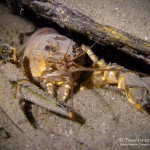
[[9, 0, 150, 64]]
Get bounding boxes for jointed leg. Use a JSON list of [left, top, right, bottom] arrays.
[[80, 45, 120, 88]]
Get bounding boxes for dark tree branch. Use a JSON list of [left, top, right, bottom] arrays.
[[8, 0, 150, 65]]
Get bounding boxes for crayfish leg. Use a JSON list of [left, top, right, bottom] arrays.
[[80, 45, 123, 88], [80, 60, 122, 90]]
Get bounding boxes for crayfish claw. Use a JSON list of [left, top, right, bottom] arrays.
[[117, 72, 150, 116], [126, 87, 150, 116]]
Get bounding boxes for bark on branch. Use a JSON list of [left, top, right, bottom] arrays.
[[8, 0, 150, 65]]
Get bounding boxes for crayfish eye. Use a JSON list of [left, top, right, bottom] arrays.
[[75, 48, 82, 55], [76, 48, 82, 53], [45, 45, 51, 51], [72, 45, 83, 56]]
